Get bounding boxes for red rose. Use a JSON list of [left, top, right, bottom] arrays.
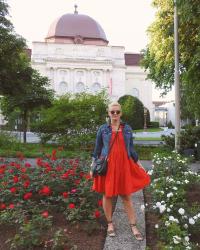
[[23, 192, 32, 200], [75, 179, 80, 185], [13, 176, 19, 183], [25, 162, 31, 168], [39, 186, 52, 196], [9, 204, 15, 209], [21, 167, 27, 173], [62, 192, 68, 198], [23, 180, 30, 188], [98, 200, 103, 207], [61, 172, 69, 179], [94, 210, 101, 218], [0, 203, 6, 210], [10, 187, 17, 193], [85, 174, 91, 180], [36, 158, 43, 166], [68, 203, 75, 209], [41, 211, 49, 218]]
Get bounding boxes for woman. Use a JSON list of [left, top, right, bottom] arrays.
[[90, 102, 150, 241]]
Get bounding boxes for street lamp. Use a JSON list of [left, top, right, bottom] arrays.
[[174, 0, 181, 151], [144, 107, 148, 131]]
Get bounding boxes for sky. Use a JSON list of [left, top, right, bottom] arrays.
[[7, 0, 174, 101]]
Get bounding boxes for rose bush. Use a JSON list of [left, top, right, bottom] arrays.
[[145, 151, 200, 250], [0, 149, 103, 249]]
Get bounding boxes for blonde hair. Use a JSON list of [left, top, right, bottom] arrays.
[[108, 102, 122, 111]]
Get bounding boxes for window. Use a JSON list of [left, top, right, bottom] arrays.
[[132, 88, 139, 98], [59, 81, 68, 94], [92, 82, 101, 93], [76, 82, 85, 93]]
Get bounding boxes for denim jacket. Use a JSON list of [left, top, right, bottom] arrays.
[[92, 122, 138, 162]]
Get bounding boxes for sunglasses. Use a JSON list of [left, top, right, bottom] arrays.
[[110, 110, 121, 115]]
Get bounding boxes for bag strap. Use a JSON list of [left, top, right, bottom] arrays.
[[107, 124, 120, 158]]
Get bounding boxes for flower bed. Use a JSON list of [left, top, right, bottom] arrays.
[[0, 149, 105, 249], [144, 151, 200, 250]]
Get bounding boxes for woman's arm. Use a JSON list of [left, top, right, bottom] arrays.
[[129, 127, 139, 162], [91, 126, 103, 160]]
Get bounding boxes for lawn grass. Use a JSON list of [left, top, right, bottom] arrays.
[[134, 137, 162, 141], [134, 128, 163, 132]]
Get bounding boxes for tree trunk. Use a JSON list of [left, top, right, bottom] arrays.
[[22, 110, 28, 143]]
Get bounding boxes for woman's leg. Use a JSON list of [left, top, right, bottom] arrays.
[[103, 194, 114, 233], [120, 194, 143, 240]]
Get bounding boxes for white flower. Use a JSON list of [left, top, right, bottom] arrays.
[[147, 170, 153, 175], [197, 213, 200, 218], [185, 236, 189, 242], [169, 216, 179, 223], [185, 180, 189, 184], [155, 224, 159, 228], [167, 192, 173, 198], [159, 205, 166, 213], [173, 186, 178, 190], [189, 218, 195, 225], [156, 202, 161, 207], [193, 215, 198, 220], [173, 235, 181, 244], [184, 224, 188, 229], [177, 181, 181, 184], [165, 221, 170, 226], [178, 208, 185, 215], [169, 216, 175, 221]]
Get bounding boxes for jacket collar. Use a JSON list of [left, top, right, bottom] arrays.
[[106, 120, 126, 128]]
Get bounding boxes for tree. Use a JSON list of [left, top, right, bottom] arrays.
[[1, 70, 54, 142], [118, 95, 145, 130], [33, 91, 108, 149], [0, 0, 30, 96], [141, 0, 200, 119]]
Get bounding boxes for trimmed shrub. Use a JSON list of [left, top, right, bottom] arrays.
[[118, 95, 145, 130]]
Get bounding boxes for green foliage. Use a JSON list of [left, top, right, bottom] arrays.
[[33, 91, 108, 149], [142, 0, 200, 119], [149, 121, 159, 128], [162, 126, 200, 158], [118, 95, 145, 129], [0, 131, 20, 149], [0, 69, 54, 143], [167, 120, 174, 129], [0, 0, 30, 96], [147, 152, 200, 249]]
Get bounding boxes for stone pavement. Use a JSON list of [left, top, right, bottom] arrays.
[[103, 160, 151, 250]]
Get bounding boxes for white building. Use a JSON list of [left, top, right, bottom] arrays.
[[31, 8, 155, 120]]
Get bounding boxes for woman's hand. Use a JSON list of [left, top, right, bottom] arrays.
[[89, 170, 93, 178]]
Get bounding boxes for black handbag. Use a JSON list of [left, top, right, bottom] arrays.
[[92, 125, 120, 177]]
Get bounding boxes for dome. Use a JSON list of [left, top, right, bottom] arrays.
[[46, 12, 108, 45]]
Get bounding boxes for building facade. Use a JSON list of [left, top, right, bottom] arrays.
[[31, 9, 155, 120]]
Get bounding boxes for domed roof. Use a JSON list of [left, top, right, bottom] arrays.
[[46, 12, 108, 44]]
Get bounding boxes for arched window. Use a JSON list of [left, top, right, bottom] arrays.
[[76, 82, 85, 93], [92, 82, 101, 93], [59, 81, 68, 94], [132, 88, 139, 98]]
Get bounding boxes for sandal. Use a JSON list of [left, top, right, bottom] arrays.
[[130, 224, 144, 241], [107, 221, 116, 237]]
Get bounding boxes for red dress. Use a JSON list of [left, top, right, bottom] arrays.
[[92, 128, 151, 197]]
